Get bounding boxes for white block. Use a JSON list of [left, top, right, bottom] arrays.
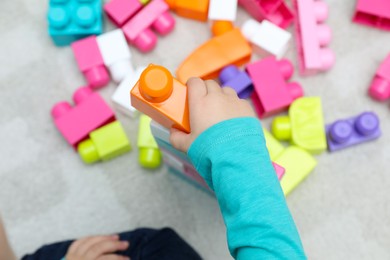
[[208, 0, 238, 21], [150, 121, 170, 144], [162, 152, 185, 173], [97, 29, 134, 83], [241, 19, 291, 59], [111, 66, 146, 118]]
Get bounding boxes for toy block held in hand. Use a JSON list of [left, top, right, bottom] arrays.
[[353, 0, 390, 31], [165, 0, 210, 22], [219, 65, 253, 99], [51, 87, 115, 148], [78, 121, 131, 164], [97, 29, 134, 83], [47, 0, 103, 46], [293, 0, 335, 75], [208, 0, 238, 21], [131, 65, 190, 133], [176, 28, 251, 83], [241, 19, 291, 58], [326, 112, 381, 152], [112, 67, 146, 118], [238, 0, 294, 28], [247, 57, 303, 118], [122, 0, 175, 52], [104, 0, 143, 27], [71, 36, 110, 89], [138, 115, 162, 169], [369, 53, 390, 101], [272, 97, 327, 154]]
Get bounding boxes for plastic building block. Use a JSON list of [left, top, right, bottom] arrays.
[[272, 97, 327, 154], [238, 0, 294, 28], [208, 0, 238, 21], [211, 21, 234, 36], [277, 146, 317, 196], [140, 0, 151, 4], [131, 65, 191, 133], [263, 128, 285, 161], [326, 112, 381, 152], [241, 19, 291, 58], [97, 29, 134, 83], [51, 87, 115, 148], [122, 0, 175, 52], [47, 0, 103, 46], [176, 28, 252, 83], [294, 0, 335, 75], [165, 0, 210, 21], [138, 115, 162, 169], [78, 121, 131, 164], [247, 57, 303, 118], [369, 53, 390, 101], [219, 65, 253, 99], [353, 0, 390, 31], [273, 163, 285, 180], [112, 67, 146, 118], [104, 0, 143, 27], [71, 36, 110, 89]]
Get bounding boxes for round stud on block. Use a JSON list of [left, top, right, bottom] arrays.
[[355, 112, 379, 136], [48, 7, 70, 29], [109, 60, 135, 83], [74, 5, 96, 28], [78, 139, 100, 164], [84, 65, 110, 89], [139, 65, 173, 102], [219, 65, 240, 85], [369, 77, 390, 101], [152, 12, 175, 35], [287, 82, 304, 100], [317, 24, 332, 46], [139, 148, 161, 169], [314, 1, 328, 23], [329, 120, 352, 144], [241, 19, 259, 41], [319, 48, 335, 71], [278, 59, 294, 79], [132, 29, 158, 53], [51, 102, 72, 119], [212, 21, 234, 37], [272, 116, 292, 141], [73, 86, 93, 104]]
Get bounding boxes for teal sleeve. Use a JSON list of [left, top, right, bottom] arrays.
[[188, 117, 306, 259]]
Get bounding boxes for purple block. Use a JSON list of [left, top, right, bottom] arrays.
[[326, 112, 381, 152], [219, 65, 253, 99]]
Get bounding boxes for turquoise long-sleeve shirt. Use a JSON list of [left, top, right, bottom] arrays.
[[188, 117, 306, 259]]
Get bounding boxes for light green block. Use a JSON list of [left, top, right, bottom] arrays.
[[78, 121, 131, 164], [138, 115, 161, 169], [139, 0, 150, 5], [263, 128, 285, 161]]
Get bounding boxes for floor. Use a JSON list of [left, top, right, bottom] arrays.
[[0, 0, 390, 259]]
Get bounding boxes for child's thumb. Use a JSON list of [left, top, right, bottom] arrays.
[[170, 128, 190, 153]]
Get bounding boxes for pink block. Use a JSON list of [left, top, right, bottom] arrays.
[[369, 53, 390, 101], [353, 0, 390, 31], [51, 87, 116, 148], [272, 162, 285, 180], [122, 0, 175, 52], [104, 0, 143, 27], [71, 36, 110, 89], [294, 0, 335, 75], [238, 0, 294, 28], [246, 57, 303, 118]]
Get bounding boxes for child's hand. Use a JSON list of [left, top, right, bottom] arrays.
[[65, 235, 130, 260], [170, 78, 256, 153]]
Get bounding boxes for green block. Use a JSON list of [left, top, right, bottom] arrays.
[[78, 121, 131, 164], [138, 115, 161, 169], [263, 128, 285, 161]]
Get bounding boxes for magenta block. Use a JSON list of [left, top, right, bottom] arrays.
[[273, 162, 285, 180], [71, 36, 110, 89], [294, 0, 335, 75], [219, 65, 253, 99], [238, 0, 294, 28], [369, 53, 390, 101], [246, 57, 303, 118], [326, 112, 381, 152], [353, 0, 390, 31], [51, 87, 116, 148], [122, 0, 175, 52], [104, 0, 143, 27]]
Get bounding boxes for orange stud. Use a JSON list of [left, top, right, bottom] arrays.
[[211, 20, 234, 36], [139, 65, 173, 102]]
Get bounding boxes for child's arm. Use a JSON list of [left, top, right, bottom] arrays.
[[170, 78, 306, 259], [0, 217, 16, 260]]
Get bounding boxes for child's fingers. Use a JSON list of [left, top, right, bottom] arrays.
[[187, 77, 207, 106], [97, 255, 130, 260], [222, 87, 238, 97], [71, 235, 119, 255], [86, 240, 129, 259], [170, 128, 190, 153], [204, 80, 222, 94]]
